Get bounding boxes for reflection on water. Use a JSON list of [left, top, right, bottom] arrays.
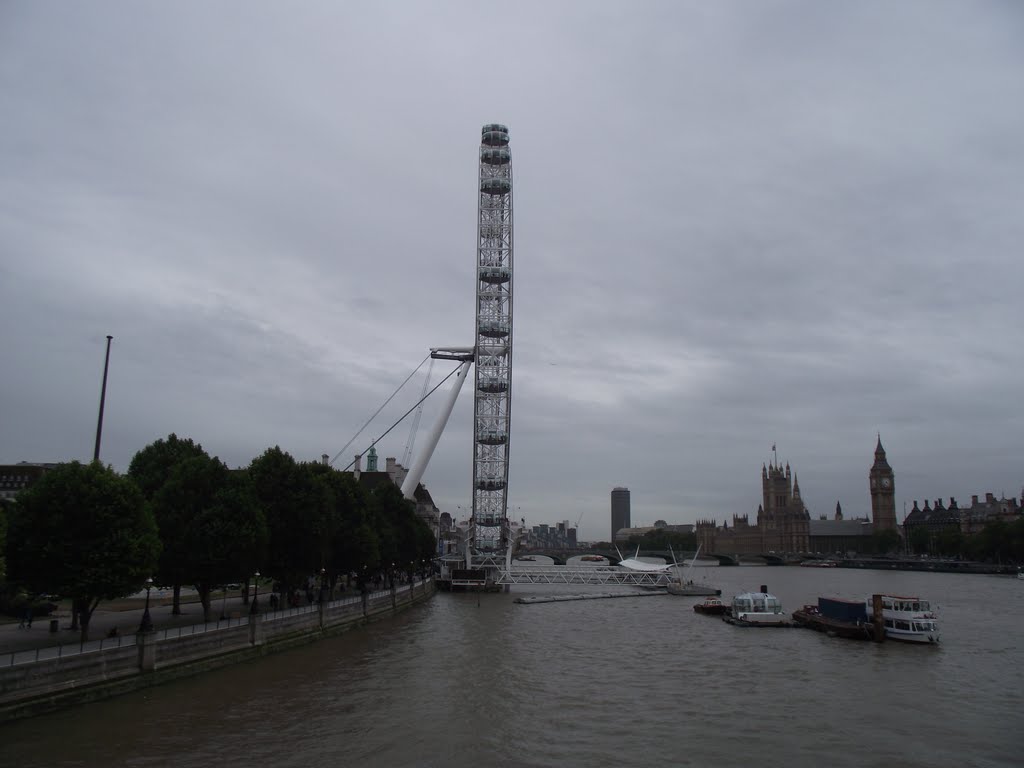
[[3, 567, 1022, 767]]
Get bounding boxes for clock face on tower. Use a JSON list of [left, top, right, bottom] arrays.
[[881, 478, 891, 489]]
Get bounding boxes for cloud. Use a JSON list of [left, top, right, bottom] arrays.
[[1, 1, 1022, 542]]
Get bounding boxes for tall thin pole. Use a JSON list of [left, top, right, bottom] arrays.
[[93, 335, 113, 462]]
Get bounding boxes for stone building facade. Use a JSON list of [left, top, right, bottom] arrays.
[[808, 502, 873, 553], [869, 437, 897, 532], [696, 460, 810, 555], [0, 462, 56, 501], [903, 497, 961, 544], [958, 492, 1022, 536]]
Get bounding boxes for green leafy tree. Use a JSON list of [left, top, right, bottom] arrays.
[[128, 433, 207, 500], [0, 498, 8, 585], [334, 518, 380, 589], [297, 461, 344, 574], [128, 434, 208, 614], [934, 527, 964, 558], [870, 529, 901, 555], [1010, 517, 1024, 564], [964, 518, 1022, 563], [150, 451, 226, 614], [416, 522, 437, 571], [628, 529, 698, 552], [325, 469, 378, 585], [908, 526, 931, 555], [184, 471, 268, 621], [249, 447, 317, 606], [367, 481, 432, 583], [5, 462, 160, 641]]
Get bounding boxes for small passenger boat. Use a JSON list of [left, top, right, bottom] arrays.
[[724, 587, 791, 627], [666, 544, 720, 596], [693, 596, 728, 615], [799, 560, 838, 568], [580, 555, 607, 562], [868, 595, 940, 644], [667, 579, 721, 596]]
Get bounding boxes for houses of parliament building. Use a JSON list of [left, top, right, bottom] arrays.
[[695, 439, 897, 555]]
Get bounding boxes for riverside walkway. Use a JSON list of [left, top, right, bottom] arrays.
[[0, 585, 373, 662], [1, 579, 434, 722]]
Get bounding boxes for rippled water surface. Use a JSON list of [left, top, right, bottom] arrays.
[[3, 566, 1022, 767]]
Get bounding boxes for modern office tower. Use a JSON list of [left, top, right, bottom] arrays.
[[611, 487, 631, 541]]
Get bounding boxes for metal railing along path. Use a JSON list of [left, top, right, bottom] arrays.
[[2, 578, 433, 668], [153, 615, 250, 642], [4, 632, 138, 667]]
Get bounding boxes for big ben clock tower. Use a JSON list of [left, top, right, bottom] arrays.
[[869, 435, 897, 532]]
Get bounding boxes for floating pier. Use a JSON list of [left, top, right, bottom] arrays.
[[722, 615, 796, 627], [515, 591, 666, 605], [498, 565, 671, 587]]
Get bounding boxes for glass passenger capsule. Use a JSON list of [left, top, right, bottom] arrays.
[[480, 148, 510, 165], [481, 131, 509, 147], [478, 319, 509, 338], [480, 177, 511, 195], [477, 429, 508, 445], [478, 377, 509, 393], [479, 266, 511, 283]]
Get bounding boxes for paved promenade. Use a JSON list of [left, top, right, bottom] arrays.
[[0, 592, 274, 656]]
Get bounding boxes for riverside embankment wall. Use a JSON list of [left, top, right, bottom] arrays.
[[0, 578, 435, 722]]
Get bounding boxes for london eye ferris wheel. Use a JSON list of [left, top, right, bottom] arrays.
[[470, 123, 514, 567]]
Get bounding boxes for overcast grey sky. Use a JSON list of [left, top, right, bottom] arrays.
[[2, 1, 1022, 541]]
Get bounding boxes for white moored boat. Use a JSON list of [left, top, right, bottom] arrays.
[[869, 595, 940, 644], [726, 588, 789, 626], [667, 545, 721, 596]]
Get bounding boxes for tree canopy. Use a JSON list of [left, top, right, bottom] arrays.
[[626, 528, 698, 552], [6, 461, 160, 640], [3, 436, 441, 628], [127, 433, 207, 501]]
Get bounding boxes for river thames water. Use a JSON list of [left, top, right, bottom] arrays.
[[3, 564, 1022, 767]]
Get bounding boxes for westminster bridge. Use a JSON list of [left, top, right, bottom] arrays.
[[514, 548, 792, 566]]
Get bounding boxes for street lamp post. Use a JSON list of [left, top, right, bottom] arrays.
[[250, 571, 260, 615], [139, 577, 154, 633], [220, 584, 229, 621], [319, 568, 327, 604]]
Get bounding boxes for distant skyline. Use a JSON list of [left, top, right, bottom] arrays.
[[2, 1, 1022, 542]]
